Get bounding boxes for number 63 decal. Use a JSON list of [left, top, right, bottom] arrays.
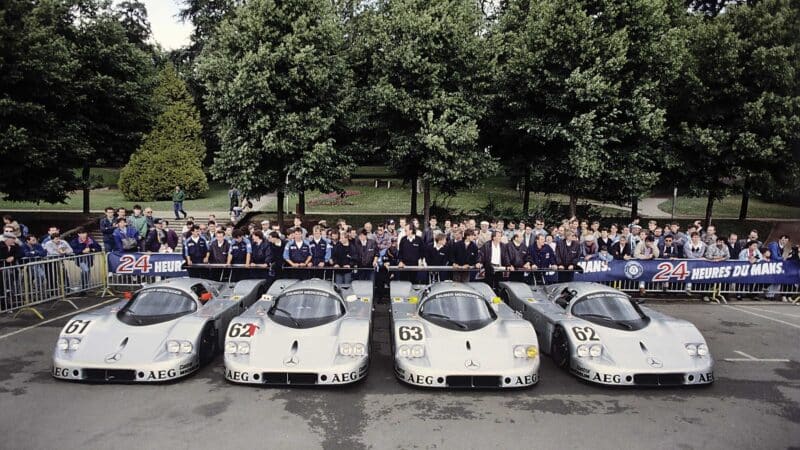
[[571, 326, 600, 341], [398, 326, 423, 341]]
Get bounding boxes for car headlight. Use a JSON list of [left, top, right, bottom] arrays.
[[589, 345, 602, 357], [58, 338, 69, 351], [237, 342, 250, 355], [577, 344, 589, 358], [685, 344, 697, 356], [410, 345, 425, 358], [398, 345, 410, 358], [180, 341, 193, 354], [339, 343, 353, 356], [166, 340, 180, 353], [225, 341, 238, 354], [353, 343, 366, 357], [697, 344, 708, 356], [67, 338, 81, 351], [513, 345, 537, 359]]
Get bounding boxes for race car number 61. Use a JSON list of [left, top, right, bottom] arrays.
[[399, 326, 423, 341], [65, 319, 91, 334]]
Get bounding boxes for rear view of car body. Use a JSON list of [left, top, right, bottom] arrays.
[[224, 279, 373, 386], [390, 281, 539, 389]]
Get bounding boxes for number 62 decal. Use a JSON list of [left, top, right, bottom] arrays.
[[571, 326, 600, 341]]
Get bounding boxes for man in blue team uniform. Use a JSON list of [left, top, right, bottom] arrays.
[[229, 229, 251, 281], [283, 227, 312, 279], [183, 225, 209, 278]]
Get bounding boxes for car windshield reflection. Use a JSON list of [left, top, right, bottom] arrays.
[[570, 293, 649, 331], [420, 292, 496, 331], [268, 289, 345, 329], [117, 288, 197, 326]]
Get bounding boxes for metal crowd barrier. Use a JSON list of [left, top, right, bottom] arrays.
[[0, 252, 110, 319]]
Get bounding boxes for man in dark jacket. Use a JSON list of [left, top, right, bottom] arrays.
[[69, 228, 102, 290], [398, 225, 424, 282], [100, 207, 116, 251], [505, 231, 529, 282], [658, 235, 682, 259], [556, 230, 581, 282], [424, 233, 450, 281], [352, 229, 378, 281], [145, 220, 177, 252], [452, 229, 479, 282], [726, 233, 742, 261], [611, 235, 633, 260], [208, 230, 231, 280], [478, 231, 511, 288]]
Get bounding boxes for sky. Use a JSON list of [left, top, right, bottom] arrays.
[[114, 0, 192, 50]]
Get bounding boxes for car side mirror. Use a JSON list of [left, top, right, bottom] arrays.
[[123, 291, 133, 300], [635, 298, 646, 305], [200, 292, 212, 303]]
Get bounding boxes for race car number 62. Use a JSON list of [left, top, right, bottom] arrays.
[[399, 326, 423, 341], [572, 326, 599, 341]]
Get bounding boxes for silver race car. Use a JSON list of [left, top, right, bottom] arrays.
[[53, 278, 266, 382], [224, 278, 373, 386], [390, 280, 539, 388], [499, 281, 714, 387]]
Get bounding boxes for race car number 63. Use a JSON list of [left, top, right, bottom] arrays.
[[399, 326, 423, 341], [571, 326, 599, 341]]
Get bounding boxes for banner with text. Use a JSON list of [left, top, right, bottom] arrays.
[[575, 259, 800, 284], [107, 252, 187, 277]]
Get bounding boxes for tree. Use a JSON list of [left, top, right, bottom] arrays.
[[348, 0, 498, 222], [119, 64, 208, 201], [499, 0, 630, 218], [0, 0, 154, 209], [197, 0, 353, 226], [115, 0, 153, 51]]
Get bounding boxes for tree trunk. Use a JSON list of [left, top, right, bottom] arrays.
[[630, 196, 638, 221], [705, 190, 715, 226], [522, 166, 530, 216], [276, 189, 285, 231], [410, 176, 418, 217], [297, 190, 305, 215], [739, 177, 750, 221], [568, 193, 577, 218], [423, 180, 431, 226], [81, 163, 90, 214]]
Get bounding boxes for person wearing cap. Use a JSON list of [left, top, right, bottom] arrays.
[[705, 237, 730, 262], [113, 218, 140, 253], [476, 221, 492, 247], [739, 241, 763, 263], [69, 228, 101, 290], [580, 234, 599, 261], [634, 235, 660, 260]]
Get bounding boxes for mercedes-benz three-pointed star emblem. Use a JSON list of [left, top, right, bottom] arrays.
[[647, 357, 663, 368], [105, 352, 122, 363], [465, 359, 480, 369]]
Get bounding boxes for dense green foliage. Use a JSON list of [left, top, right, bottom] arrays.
[[119, 64, 208, 201]]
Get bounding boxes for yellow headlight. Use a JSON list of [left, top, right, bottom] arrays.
[[526, 346, 538, 358], [492, 297, 502, 304]]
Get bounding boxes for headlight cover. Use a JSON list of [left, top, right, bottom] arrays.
[[686, 343, 708, 357], [166, 340, 180, 354], [225, 341, 238, 354], [697, 344, 708, 356], [513, 345, 538, 359], [577, 344, 589, 358], [685, 343, 698, 356], [180, 341, 193, 354], [398, 344, 424, 358], [237, 342, 250, 355], [57, 338, 69, 351], [68, 338, 81, 351], [589, 345, 602, 357]]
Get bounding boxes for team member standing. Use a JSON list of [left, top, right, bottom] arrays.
[[283, 227, 312, 279], [249, 230, 273, 281], [452, 229, 479, 282], [228, 229, 251, 281], [556, 230, 581, 282], [398, 225, 424, 282], [100, 207, 116, 251], [331, 231, 355, 286], [352, 229, 378, 281], [183, 225, 209, 278], [478, 231, 511, 288], [424, 233, 450, 281], [505, 231, 530, 282], [308, 225, 332, 270]]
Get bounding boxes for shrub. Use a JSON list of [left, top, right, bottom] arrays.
[[119, 148, 208, 201]]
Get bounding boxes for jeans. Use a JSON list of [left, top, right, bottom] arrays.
[[335, 271, 353, 286], [173, 201, 186, 218]]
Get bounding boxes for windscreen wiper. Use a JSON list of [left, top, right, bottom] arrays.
[[269, 306, 300, 327], [423, 313, 467, 329]]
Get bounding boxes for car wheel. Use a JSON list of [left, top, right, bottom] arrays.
[[199, 324, 217, 365], [551, 326, 570, 369]]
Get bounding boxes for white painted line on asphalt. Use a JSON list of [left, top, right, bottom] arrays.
[[723, 350, 791, 363], [737, 305, 800, 319], [726, 305, 800, 330], [0, 298, 119, 341]]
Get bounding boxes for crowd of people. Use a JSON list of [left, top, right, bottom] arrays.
[[2, 211, 799, 303]]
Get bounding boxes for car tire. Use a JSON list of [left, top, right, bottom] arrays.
[[551, 326, 569, 369], [199, 323, 217, 365]]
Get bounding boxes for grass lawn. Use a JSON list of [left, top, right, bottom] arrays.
[[658, 196, 800, 219], [260, 176, 619, 217], [0, 182, 233, 213]]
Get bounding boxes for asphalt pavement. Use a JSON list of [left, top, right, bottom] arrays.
[[0, 295, 798, 450]]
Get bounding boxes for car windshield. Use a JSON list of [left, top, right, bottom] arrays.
[[117, 288, 197, 326], [268, 289, 344, 329], [420, 292, 496, 331], [570, 293, 648, 330]]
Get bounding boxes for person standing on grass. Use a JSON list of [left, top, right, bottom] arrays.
[[173, 185, 187, 220], [228, 187, 240, 212]]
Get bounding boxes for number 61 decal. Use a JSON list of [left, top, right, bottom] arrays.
[[65, 319, 92, 335], [572, 326, 600, 341]]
